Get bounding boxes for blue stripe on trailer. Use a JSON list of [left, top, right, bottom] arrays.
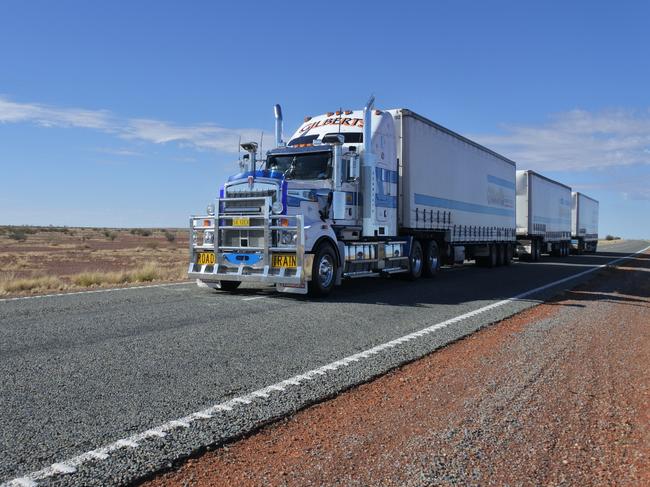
[[414, 193, 515, 217], [487, 175, 516, 190]]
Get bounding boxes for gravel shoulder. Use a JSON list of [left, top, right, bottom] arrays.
[[145, 250, 650, 486]]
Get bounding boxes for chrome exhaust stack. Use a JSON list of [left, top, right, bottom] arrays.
[[274, 104, 284, 147], [362, 95, 376, 237]]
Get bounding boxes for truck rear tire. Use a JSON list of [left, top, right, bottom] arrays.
[[423, 240, 441, 277], [216, 281, 241, 292], [308, 243, 337, 297], [406, 240, 424, 280]]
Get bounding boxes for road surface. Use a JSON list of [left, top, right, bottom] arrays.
[[0, 240, 647, 486]]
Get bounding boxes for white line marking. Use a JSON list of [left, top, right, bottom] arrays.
[[517, 262, 601, 268], [0, 282, 190, 303], [2, 245, 648, 487], [50, 464, 76, 475], [242, 296, 266, 301], [10, 478, 38, 487]]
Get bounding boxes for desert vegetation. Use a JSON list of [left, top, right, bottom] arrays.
[[0, 226, 188, 296]]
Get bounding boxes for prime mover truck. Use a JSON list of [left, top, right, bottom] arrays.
[[515, 170, 572, 260], [188, 98, 517, 296], [571, 192, 599, 253]]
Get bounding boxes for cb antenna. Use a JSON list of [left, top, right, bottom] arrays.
[[259, 131, 264, 165]]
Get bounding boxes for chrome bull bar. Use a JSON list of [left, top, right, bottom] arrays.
[[188, 196, 308, 289]]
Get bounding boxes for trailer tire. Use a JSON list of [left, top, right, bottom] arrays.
[[531, 240, 539, 262], [496, 244, 506, 266], [477, 244, 498, 268], [406, 240, 424, 280], [504, 243, 513, 265], [216, 281, 241, 292], [308, 242, 337, 297], [423, 240, 441, 277], [489, 244, 498, 268]]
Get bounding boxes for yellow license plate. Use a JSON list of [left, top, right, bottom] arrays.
[[272, 254, 297, 268], [232, 217, 250, 227], [196, 252, 215, 265]]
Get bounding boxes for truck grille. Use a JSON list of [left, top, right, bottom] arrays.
[[223, 182, 278, 213]]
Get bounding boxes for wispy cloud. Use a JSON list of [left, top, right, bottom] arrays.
[[471, 108, 650, 171], [0, 96, 265, 153]]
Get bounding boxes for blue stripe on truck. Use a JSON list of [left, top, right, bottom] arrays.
[[414, 193, 515, 217], [487, 175, 516, 190]]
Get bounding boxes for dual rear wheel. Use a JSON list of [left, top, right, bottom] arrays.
[[406, 240, 441, 280]]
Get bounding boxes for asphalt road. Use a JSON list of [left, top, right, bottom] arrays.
[[0, 240, 647, 486]]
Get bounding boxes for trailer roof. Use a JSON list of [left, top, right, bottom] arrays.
[[573, 191, 599, 204], [395, 109, 517, 168], [518, 169, 572, 191]]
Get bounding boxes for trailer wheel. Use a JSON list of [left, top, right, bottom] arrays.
[[531, 240, 540, 262], [504, 243, 513, 265], [496, 244, 506, 266], [215, 281, 241, 292], [423, 240, 441, 277], [489, 244, 498, 268], [478, 244, 498, 268], [406, 240, 424, 280], [308, 242, 337, 297]]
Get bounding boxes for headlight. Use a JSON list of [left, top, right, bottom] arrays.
[[280, 230, 296, 245], [206, 203, 215, 215], [203, 230, 214, 245], [272, 201, 284, 214], [192, 231, 198, 245]]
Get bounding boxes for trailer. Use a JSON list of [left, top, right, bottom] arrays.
[[571, 192, 599, 253], [189, 99, 517, 296], [515, 170, 572, 260], [392, 109, 516, 267]]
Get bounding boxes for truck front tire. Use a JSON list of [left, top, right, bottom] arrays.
[[308, 243, 337, 297], [423, 240, 441, 277]]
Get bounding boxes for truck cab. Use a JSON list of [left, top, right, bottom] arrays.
[[188, 98, 407, 296]]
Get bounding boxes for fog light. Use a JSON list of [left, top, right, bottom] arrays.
[[280, 231, 295, 245], [203, 230, 214, 244]]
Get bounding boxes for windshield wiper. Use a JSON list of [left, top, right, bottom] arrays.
[[284, 157, 297, 179]]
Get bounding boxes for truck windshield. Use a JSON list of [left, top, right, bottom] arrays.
[[266, 152, 331, 180]]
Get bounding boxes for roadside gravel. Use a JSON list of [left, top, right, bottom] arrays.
[[145, 251, 650, 486]]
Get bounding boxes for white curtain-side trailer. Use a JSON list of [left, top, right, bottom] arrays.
[[515, 170, 572, 260], [571, 192, 599, 253], [391, 109, 517, 268]]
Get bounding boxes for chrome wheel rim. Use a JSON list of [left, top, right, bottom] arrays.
[[318, 255, 334, 288], [412, 247, 423, 274], [428, 248, 439, 271]]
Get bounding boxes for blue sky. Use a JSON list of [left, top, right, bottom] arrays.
[[1, 1, 649, 237]]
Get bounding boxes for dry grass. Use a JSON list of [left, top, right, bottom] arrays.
[[0, 265, 187, 296], [0, 274, 64, 295], [0, 226, 188, 297], [72, 264, 180, 287]]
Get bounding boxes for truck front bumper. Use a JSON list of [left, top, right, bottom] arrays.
[[188, 197, 309, 293]]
